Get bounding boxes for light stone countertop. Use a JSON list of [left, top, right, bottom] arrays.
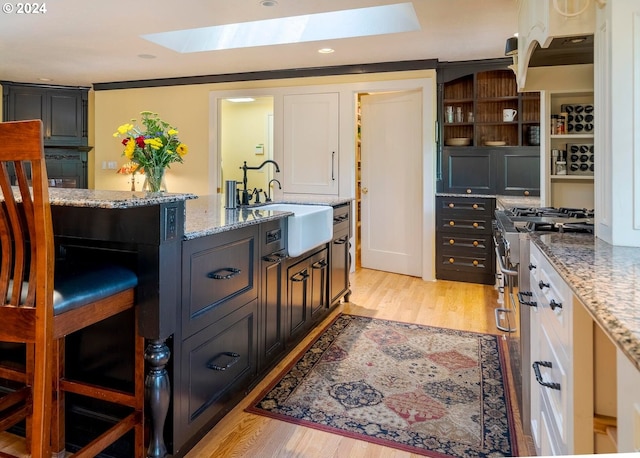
[[3, 187, 197, 208], [184, 195, 353, 240], [435, 192, 541, 210], [531, 232, 640, 371]]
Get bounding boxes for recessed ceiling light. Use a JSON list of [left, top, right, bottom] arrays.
[[260, 0, 277, 6], [138, 54, 157, 59], [318, 48, 334, 54], [226, 97, 256, 103]]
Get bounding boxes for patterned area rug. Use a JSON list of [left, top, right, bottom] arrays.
[[247, 314, 518, 457]]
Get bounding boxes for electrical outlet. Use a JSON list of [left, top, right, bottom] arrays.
[[101, 161, 107, 170], [108, 161, 118, 169]]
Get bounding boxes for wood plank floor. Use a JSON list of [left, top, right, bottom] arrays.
[[0, 268, 533, 457]]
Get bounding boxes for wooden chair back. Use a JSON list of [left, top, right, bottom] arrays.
[[0, 119, 53, 457]]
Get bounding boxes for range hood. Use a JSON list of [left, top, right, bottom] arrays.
[[513, 0, 601, 90]]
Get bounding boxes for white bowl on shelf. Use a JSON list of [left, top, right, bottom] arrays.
[[445, 137, 471, 146]]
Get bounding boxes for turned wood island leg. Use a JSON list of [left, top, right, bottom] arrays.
[[144, 339, 171, 458]]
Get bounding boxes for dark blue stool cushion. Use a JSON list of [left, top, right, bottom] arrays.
[[52, 263, 138, 316]]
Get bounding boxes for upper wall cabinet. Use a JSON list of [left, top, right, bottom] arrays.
[[2, 82, 89, 147], [438, 62, 541, 196], [282, 92, 339, 195]]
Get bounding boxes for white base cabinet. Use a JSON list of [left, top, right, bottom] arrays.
[[529, 241, 593, 455]]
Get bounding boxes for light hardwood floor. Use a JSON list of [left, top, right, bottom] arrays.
[[1, 268, 532, 457]]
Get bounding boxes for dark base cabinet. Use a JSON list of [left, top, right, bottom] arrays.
[[435, 196, 496, 285], [330, 203, 351, 305], [286, 247, 329, 343]]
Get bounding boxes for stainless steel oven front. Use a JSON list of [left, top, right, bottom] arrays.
[[494, 211, 532, 437]]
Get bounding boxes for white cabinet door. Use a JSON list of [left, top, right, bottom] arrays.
[[282, 92, 339, 195]]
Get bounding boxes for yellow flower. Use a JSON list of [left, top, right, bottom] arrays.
[[168, 128, 178, 136], [123, 139, 136, 159], [144, 138, 163, 150], [177, 143, 188, 157], [114, 123, 134, 136]]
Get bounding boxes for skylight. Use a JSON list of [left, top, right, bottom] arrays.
[[142, 2, 420, 53]]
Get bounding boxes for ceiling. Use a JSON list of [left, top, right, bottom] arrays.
[[0, 0, 519, 88]]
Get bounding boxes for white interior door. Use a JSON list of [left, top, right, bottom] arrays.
[[360, 90, 422, 276]]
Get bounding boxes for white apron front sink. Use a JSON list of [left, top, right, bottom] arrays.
[[259, 204, 333, 257]]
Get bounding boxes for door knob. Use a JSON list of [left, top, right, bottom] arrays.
[[362, 187, 369, 194]]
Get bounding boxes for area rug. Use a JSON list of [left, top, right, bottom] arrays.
[[247, 314, 518, 457]]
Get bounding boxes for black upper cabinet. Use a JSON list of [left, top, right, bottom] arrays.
[[2, 82, 89, 146], [437, 60, 540, 196]]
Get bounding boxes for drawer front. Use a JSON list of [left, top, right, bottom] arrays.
[[437, 252, 492, 273], [536, 324, 568, 454], [437, 233, 493, 253], [436, 196, 494, 218], [436, 216, 492, 234], [178, 299, 257, 447], [183, 226, 258, 337], [332, 203, 351, 235]]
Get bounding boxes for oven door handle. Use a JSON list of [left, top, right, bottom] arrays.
[[494, 245, 518, 277]]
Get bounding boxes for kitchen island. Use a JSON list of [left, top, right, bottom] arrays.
[[528, 232, 640, 454], [39, 188, 351, 457]]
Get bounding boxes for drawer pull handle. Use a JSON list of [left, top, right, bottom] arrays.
[[518, 291, 537, 307], [466, 188, 471, 194], [312, 260, 327, 270], [472, 203, 478, 209], [550, 299, 563, 311], [524, 190, 530, 196], [262, 254, 283, 263], [532, 361, 561, 390], [207, 352, 240, 371], [333, 214, 348, 223], [528, 263, 537, 271], [448, 257, 455, 264], [472, 240, 479, 247], [472, 260, 479, 266], [208, 267, 241, 280], [449, 239, 455, 245], [334, 236, 348, 245], [448, 203, 455, 208], [538, 280, 550, 290], [291, 271, 309, 282], [472, 222, 479, 228], [449, 220, 455, 226]]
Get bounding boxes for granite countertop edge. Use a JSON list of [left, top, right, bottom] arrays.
[[531, 233, 640, 371]]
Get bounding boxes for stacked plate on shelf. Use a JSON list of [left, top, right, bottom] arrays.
[[445, 137, 471, 146]]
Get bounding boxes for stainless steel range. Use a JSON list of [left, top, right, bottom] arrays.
[[493, 206, 593, 436]]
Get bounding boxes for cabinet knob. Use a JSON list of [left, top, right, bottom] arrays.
[[524, 190, 530, 196], [472, 203, 479, 209], [448, 257, 455, 264], [472, 222, 479, 228], [449, 239, 455, 245], [449, 220, 455, 226], [473, 240, 479, 247], [448, 203, 455, 208], [472, 260, 479, 266], [466, 188, 472, 194]]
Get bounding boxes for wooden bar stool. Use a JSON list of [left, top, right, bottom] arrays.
[[0, 120, 145, 457]]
